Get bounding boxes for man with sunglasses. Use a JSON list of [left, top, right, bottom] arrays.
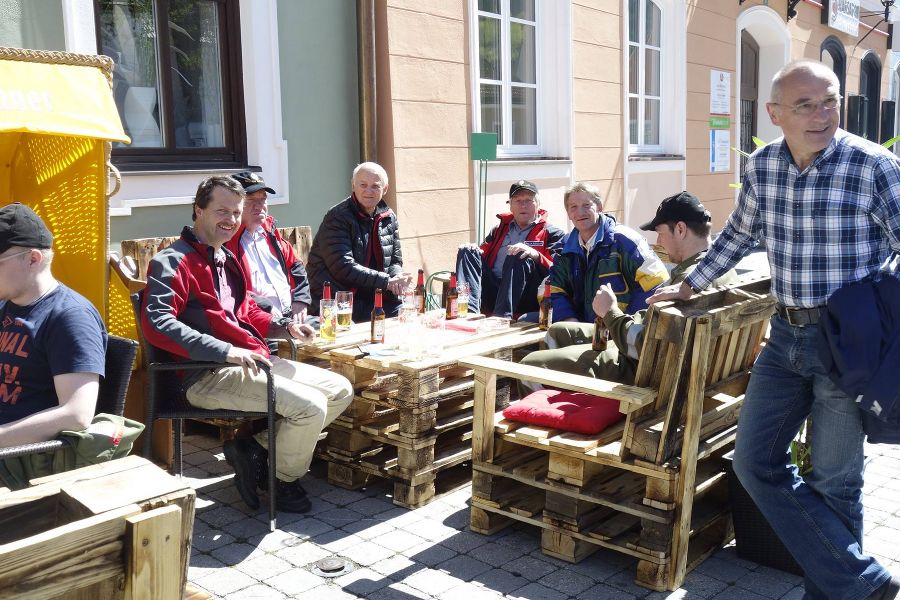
[[650, 60, 900, 599], [455, 180, 564, 318], [0, 204, 105, 451]]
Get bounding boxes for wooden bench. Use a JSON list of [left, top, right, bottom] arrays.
[[460, 276, 774, 591]]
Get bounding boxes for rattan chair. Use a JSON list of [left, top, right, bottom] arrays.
[[0, 334, 139, 461], [130, 293, 279, 531]]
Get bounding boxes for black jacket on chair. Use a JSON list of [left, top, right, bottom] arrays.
[[818, 273, 900, 444], [306, 195, 403, 321]]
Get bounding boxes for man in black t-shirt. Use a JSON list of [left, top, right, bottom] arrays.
[[0, 203, 106, 447]]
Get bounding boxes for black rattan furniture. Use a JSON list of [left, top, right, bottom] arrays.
[[131, 292, 279, 531]]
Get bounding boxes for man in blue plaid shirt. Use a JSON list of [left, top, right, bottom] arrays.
[[652, 60, 900, 599]]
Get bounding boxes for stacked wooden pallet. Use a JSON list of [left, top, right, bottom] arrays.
[[461, 277, 774, 591]]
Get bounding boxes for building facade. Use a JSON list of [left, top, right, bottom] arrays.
[[0, 0, 894, 276]]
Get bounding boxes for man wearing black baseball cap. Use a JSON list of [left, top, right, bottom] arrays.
[[522, 191, 737, 384], [0, 203, 106, 453], [455, 180, 564, 318], [225, 172, 312, 322]]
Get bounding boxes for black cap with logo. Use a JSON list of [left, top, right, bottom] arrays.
[[640, 191, 711, 231], [508, 180, 538, 198], [233, 171, 276, 195], [0, 203, 53, 254]]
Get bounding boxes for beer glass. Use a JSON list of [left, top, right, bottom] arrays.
[[335, 291, 353, 330], [423, 309, 446, 357], [457, 282, 470, 317], [320, 299, 337, 342]]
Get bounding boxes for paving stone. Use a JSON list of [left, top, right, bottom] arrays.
[[565, 548, 634, 581], [710, 585, 770, 600], [647, 571, 726, 599], [184, 449, 220, 466], [334, 566, 392, 595], [378, 506, 424, 525], [274, 539, 332, 567], [248, 528, 310, 552], [576, 583, 641, 600], [537, 567, 595, 596], [235, 552, 293, 581], [191, 527, 236, 552], [264, 568, 323, 596], [198, 505, 249, 529], [347, 496, 397, 517], [188, 553, 225, 581], [370, 554, 422, 580], [226, 516, 271, 541], [694, 556, 753, 584], [402, 568, 466, 596], [210, 542, 263, 566], [321, 487, 372, 507], [338, 540, 396, 566], [435, 555, 492, 581], [467, 567, 527, 594], [500, 554, 558, 582], [734, 568, 799, 598], [311, 530, 366, 553], [279, 516, 334, 540], [342, 518, 396, 539], [293, 585, 359, 600], [372, 528, 428, 552], [438, 530, 491, 553], [506, 581, 558, 600], [437, 582, 504, 599], [405, 541, 459, 567], [466, 540, 528, 567], [301, 496, 339, 518], [318, 507, 368, 528], [405, 518, 459, 542], [224, 583, 287, 599], [604, 569, 653, 597], [493, 527, 541, 549], [368, 581, 433, 599], [193, 567, 257, 596], [441, 508, 470, 530]]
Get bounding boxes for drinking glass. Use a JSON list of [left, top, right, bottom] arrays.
[[335, 291, 353, 330], [319, 299, 337, 342], [457, 282, 470, 317], [422, 309, 446, 357]]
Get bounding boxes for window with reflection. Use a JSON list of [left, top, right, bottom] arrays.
[[627, 0, 662, 151], [476, 0, 538, 153], [96, 0, 246, 170]]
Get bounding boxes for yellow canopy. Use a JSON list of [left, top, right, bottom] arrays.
[[0, 48, 129, 322]]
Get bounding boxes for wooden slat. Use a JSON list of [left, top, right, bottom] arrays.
[[125, 505, 182, 600], [460, 356, 657, 413]]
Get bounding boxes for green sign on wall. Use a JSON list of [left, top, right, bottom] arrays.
[[470, 132, 498, 160], [709, 117, 731, 129]]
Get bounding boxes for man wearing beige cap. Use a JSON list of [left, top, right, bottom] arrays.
[[0, 203, 106, 448]]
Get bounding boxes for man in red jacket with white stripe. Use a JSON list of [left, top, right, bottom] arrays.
[[456, 180, 564, 318], [142, 175, 353, 514]]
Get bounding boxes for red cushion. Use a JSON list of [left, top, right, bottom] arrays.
[[502, 389, 623, 435]]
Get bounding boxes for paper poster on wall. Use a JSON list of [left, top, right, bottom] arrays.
[[710, 70, 731, 115], [710, 129, 731, 173]]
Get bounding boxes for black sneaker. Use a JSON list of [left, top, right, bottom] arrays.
[[275, 479, 311, 513], [868, 577, 900, 600], [223, 438, 267, 510]]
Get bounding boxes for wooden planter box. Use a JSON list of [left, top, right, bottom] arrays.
[[0, 456, 195, 599]]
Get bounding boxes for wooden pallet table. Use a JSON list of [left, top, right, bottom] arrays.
[[296, 316, 545, 508], [0, 456, 195, 599], [461, 278, 775, 591]]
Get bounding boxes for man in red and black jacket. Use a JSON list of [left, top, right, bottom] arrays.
[[456, 180, 564, 318], [142, 176, 352, 514], [226, 172, 311, 320]]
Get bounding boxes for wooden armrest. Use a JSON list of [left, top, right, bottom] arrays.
[[459, 355, 656, 414], [108, 253, 146, 293]]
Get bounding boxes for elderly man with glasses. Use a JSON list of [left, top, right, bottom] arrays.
[[455, 180, 564, 318]]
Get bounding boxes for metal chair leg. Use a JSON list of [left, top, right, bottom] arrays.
[[267, 368, 277, 531]]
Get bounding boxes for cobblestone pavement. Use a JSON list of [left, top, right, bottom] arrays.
[[183, 435, 900, 599]]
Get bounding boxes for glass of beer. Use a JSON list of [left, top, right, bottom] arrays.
[[423, 309, 446, 357], [320, 299, 337, 342], [457, 282, 470, 317], [335, 291, 353, 330]]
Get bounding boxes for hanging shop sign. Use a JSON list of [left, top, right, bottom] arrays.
[[822, 0, 860, 37]]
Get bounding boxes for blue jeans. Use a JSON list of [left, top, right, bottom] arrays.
[[733, 315, 891, 600], [456, 246, 545, 318]]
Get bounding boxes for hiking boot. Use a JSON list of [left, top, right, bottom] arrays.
[[223, 438, 267, 510], [868, 577, 900, 600], [275, 478, 311, 513]]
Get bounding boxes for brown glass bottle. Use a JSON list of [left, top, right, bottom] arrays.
[[371, 289, 385, 343], [445, 272, 459, 320], [414, 269, 426, 314], [538, 282, 553, 330], [592, 316, 609, 352]]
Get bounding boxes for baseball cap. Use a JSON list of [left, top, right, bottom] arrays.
[[508, 180, 538, 198], [0, 203, 53, 254], [640, 191, 712, 231], [233, 171, 276, 195]]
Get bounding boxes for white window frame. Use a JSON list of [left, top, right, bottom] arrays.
[[468, 1, 571, 159], [624, 0, 685, 158]]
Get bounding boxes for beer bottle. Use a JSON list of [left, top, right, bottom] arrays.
[[414, 269, 426, 314], [592, 316, 609, 352], [323, 281, 332, 301], [371, 288, 386, 343], [446, 272, 459, 320], [538, 282, 553, 330]]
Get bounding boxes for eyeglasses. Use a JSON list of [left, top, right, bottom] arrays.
[[509, 197, 536, 206], [772, 97, 841, 116], [0, 249, 31, 263]]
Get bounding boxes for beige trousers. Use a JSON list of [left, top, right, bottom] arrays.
[[186, 356, 353, 482]]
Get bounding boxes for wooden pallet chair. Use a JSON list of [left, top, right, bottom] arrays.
[[460, 276, 774, 591]]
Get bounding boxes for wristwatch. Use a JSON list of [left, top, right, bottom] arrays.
[[275, 316, 292, 329]]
